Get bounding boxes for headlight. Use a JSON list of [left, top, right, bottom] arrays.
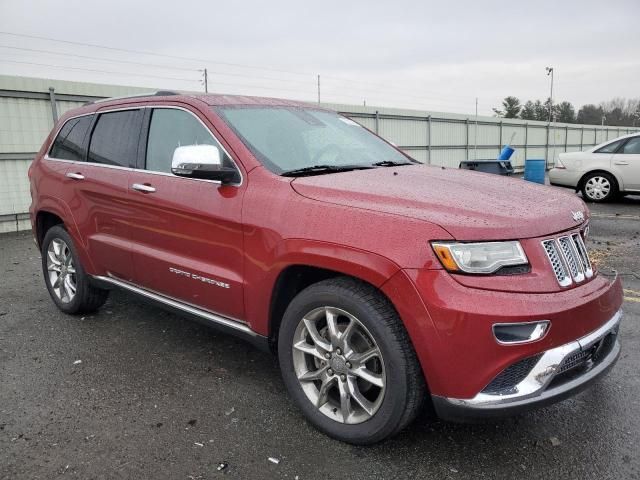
[[431, 241, 528, 274]]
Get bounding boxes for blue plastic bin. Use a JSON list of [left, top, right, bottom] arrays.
[[523, 159, 546, 184], [497, 145, 514, 160]]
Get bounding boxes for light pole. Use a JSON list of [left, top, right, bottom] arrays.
[[546, 66, 555, 167], [545, 67, 554, 122]]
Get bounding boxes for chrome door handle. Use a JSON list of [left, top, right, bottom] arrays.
[[613, 161, 629, 165], [66, 172, 85, 180], [132, 183, 156, 193]]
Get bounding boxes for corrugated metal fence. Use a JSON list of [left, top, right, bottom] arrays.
[[1, 75, 638, 232]]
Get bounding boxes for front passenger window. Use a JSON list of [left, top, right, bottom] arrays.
[[146, 108, 234, 174]]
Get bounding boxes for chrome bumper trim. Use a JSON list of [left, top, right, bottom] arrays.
[[444, 309, 622, 407]]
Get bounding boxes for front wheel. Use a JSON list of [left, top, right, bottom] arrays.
[[581, 172, 617, 202], [277, 277, 425, 444]]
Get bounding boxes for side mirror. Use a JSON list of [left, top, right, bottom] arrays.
[[171, 144, 239, 184]]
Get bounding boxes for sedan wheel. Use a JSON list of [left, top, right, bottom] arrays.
[[584, 176, 611, 201]]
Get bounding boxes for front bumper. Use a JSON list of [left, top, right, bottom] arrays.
[[432, 309, 622, 421]]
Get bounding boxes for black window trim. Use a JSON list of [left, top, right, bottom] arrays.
[[46, 112, 95, 161], [44, 105, 244, 187]]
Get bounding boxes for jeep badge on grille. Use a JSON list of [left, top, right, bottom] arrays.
[[572, 211, 585, 222]]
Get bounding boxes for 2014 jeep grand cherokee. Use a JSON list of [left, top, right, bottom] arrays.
[[29, 92, 623, 444]]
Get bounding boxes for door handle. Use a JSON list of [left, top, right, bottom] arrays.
[[132, 183, 156, 193], [66, 172, 85, 180], [613, 161, 629, 165]]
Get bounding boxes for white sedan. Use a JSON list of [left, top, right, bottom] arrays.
[[549, 133, 640, 202]]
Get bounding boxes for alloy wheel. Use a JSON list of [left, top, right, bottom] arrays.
[[585, 176, 611, 200], [292, 306, 386, 424], [46, 238, 77, 303]]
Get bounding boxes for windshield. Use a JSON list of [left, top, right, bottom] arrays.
[[215, 106, 413, 174]]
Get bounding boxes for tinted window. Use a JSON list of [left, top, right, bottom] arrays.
[[88, 110, 142, 167], [595, 139, 624, 154], [622, 137, 640, 154], [145, 108, 233, 173], [49, 116, 92, 161]]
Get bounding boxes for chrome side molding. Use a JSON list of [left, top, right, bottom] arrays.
[[91, 275, 268, 350]]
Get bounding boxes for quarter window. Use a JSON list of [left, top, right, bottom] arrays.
[[88, 110, 142, 167], [49, 116, 93, 161], [622, 137, 640, 154], [595, 139, 624, 154], [145, 108, 233, 174]]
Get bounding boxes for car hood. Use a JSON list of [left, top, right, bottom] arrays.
[[291, 164, 588, 240]]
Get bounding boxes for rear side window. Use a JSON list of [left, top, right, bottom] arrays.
[[595, 139, 624, 154], [622, 137, 640, 154], [88, 110, 142, 167], [49, 116, 92, 161], [145, 108, 233, 173]]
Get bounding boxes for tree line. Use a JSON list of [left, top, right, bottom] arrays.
[[493, 96, 640, 126]]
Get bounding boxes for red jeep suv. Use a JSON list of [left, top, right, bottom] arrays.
[[29, 92, 623, 444]]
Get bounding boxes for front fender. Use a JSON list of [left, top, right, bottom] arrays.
[[243, 238, 401, 335]]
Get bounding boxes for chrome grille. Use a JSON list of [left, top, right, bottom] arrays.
[[542, 233, 593, 287], [542, 239, 572, 287], [571, 233, 593, 278], [558, 236, 585, 282]]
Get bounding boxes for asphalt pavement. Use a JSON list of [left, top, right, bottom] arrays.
[[1, 194, 639, 480]]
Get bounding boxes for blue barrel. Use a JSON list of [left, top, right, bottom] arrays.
[[497, 145, 514, 160], [523, 159, 546, 184]]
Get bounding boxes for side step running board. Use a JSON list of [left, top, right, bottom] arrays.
[[91, 275, 269, 351]]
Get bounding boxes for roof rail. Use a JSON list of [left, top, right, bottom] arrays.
[[92, 90, 180, 104]]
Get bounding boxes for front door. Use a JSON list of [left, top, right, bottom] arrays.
[[127, 106, 246, 320], [611, 136, 640, 190]]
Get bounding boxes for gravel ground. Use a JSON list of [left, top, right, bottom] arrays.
[[1, 195, 639, 480]]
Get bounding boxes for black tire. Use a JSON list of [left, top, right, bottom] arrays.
[[41, 225, 109, 314], [581, 172, 618, 203], [277, 276, 426, 445]]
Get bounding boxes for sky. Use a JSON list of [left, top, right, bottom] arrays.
[[0, 0, 638, 116]]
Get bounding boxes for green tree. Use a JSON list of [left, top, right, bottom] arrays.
[[493, 96, 522, 118], [577, 104, 604, 125], [520, 100, 537, 120], [556, 101, 576, 123]]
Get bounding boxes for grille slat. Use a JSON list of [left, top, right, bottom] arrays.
[[542, 233, 593, 287], [542, 239, 572, 287], [558, 236, 585, 282]]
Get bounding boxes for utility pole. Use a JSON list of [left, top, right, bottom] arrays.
[[317, 74, 321, 104], [203, 68, 208, 93], [546, 67, 555, 167], [474, 97, 478, 160]]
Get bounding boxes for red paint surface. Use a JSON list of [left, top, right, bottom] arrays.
[[29, 93, 623, 400]]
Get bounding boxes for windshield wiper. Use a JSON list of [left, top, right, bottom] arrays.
[[281, 164, 373, 177], [372, 160, 413, 167]]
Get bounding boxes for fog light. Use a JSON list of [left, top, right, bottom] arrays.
[[493, 321, 550, 345]]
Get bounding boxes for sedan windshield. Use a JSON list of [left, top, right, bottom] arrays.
[[215, 106, 413, 175]]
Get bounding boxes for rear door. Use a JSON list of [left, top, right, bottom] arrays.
[[68, 108, 143, 280], [611, 136, 640, 190], [127, 106, 246, 320]]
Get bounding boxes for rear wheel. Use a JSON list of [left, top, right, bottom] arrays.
[[581, 172, 617, 202], [41, 225, 109, 314], [278, 277, 425, 444]]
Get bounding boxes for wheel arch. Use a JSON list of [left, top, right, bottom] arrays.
[[577, 169, 622, 193]]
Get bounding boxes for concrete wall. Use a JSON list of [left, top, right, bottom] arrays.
[[1, 74, 638, 232]]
